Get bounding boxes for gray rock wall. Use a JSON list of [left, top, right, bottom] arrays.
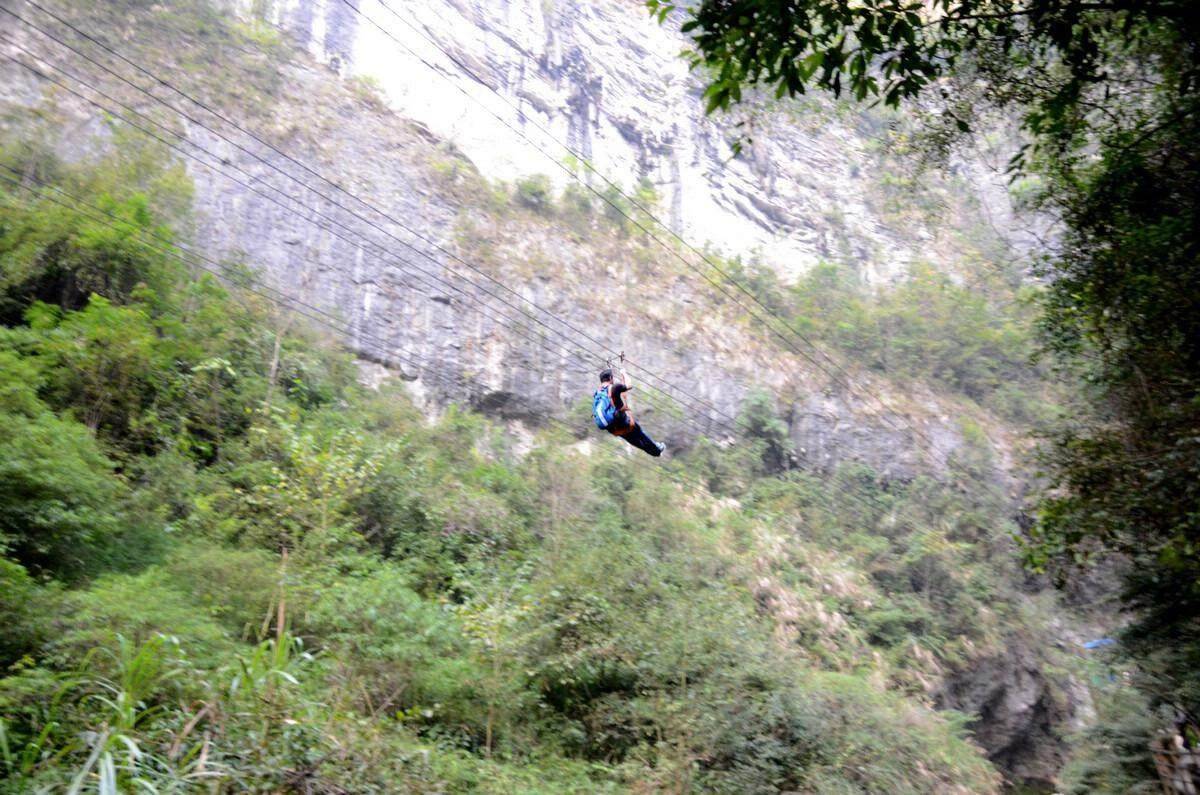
[[250, 0, 1033, 284], [0, 1, 1025, 485]]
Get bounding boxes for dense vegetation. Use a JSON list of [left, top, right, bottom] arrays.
[[651, 0, 1200, 789], [723, 257, 1051, 426], [457, 160, 1052, 429], [0, 130, 1070, 791]]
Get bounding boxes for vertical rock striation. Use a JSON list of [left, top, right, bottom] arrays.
[[253, 0, 1030, 284]]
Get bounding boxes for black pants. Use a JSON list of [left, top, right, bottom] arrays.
[[609, 413, 662, 457]]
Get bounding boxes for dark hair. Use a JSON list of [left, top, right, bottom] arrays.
[[599, 368, 613, 383]]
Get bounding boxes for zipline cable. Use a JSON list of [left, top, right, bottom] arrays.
[[0, 27, 935, 518], [0, 46, 705, 441], [0, 24, 600, 378], [0, 162, 732, 498], [0, 41, 707, 433], [351, 0, 958, 456], [6, 0, 741, 430], [9, 0, 942, 466], [4, 4, 982, 497], [0, 42, 612, 387]]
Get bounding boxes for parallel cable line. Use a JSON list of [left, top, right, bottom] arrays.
[[0, 42, 607, 387], [0, 162, 730, 497], [0, 40, 703, 433], [0, 33, 706, 438], [354, 0, 959, 456], [13, 0, 927, 467], [0, 21, 599, 379], [6, 4, 974, 503], [0, 35, 929, 524], [0, 35, 710, 429], [8, 0, 739, 431]]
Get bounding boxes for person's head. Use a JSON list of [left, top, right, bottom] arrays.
[[599, 368, 613, 384]]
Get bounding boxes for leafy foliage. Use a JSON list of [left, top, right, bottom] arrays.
[[719, 256, 1052, 423], [515, 174, 555, 213], [646, 1, 1194, 139], [0, 349, 127, 580], [0, 142, 1018, 793]]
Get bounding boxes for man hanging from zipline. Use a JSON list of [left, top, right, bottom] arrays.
[[592, 356, 666, 457]]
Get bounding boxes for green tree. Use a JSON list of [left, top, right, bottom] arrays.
[[645, 1, 1195, 142], [0, 348, 126, 580], [0, 187, 180, 322], [737, 389, 795, 475]]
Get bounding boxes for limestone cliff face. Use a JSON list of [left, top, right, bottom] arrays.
[[253, 0, 1031, 285], [0, 0, 1028, 482], [153, 0, 1024, 489]]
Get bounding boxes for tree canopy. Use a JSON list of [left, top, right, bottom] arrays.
[[648, 1, 1196, 136]]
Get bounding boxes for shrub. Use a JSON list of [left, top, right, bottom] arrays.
[[737, 389, 795, 475], [51, 569, 230, 667], [514, 174, 554, 213], [0, 560, 54, 667], [302, 566, 489, 745], [0, 188, 180, 323], [559, 183, 595, 236], [0, 365, 127, 579], [166, 545, 281, 638]]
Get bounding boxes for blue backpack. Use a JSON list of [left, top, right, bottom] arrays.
[[592, 387, 617, 429]]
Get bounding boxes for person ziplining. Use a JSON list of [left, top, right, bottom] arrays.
[[592, 356, 666, 457]]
